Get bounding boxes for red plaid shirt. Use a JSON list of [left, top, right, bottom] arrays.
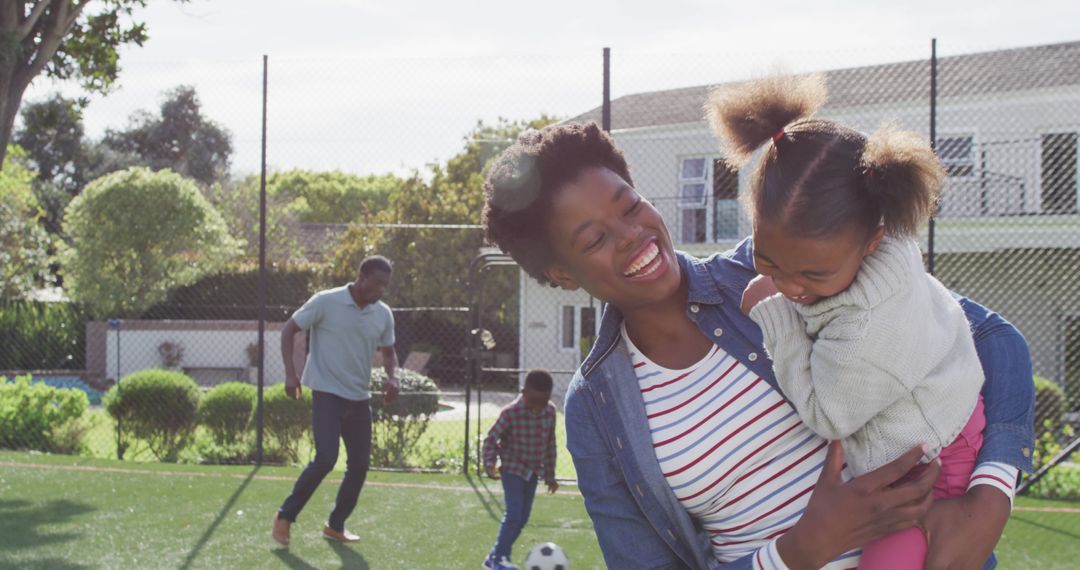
[[482, 397, 557, 484]]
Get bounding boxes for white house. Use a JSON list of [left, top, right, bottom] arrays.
[[517, 40, 1080, 405]]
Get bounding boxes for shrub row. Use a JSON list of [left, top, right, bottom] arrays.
[[0, 375, 89, 453]]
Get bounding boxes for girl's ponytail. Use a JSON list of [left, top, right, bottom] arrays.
[[705, 73, 826, 167], [860, 124, 945, 237]]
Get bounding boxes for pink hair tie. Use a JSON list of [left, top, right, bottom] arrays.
[[772, 129, 785, 144]]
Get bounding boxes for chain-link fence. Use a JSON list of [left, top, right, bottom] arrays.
[[554, 41, 1080, 494], [2, 43, 1078, 500]]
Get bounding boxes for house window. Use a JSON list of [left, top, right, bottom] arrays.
[[937, 136, 975, 178], [560, 304, 599, 355], [1041, 132, 1079, 214], [678, 157, 740, 243], [713, 160, 739, 240], [560, 305, 575, 349], [679, 158, 708, 243]]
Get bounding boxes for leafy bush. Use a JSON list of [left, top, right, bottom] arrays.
[[370, 368, 440, 468], [0, 375, 89, 452], [140, 266, 317, 321], [198, 382, 256, 446], [0, 146, 53, 301], [104, 369, 200, 462], [263, 383, 312, 464], [188, 436, 256, 465], [0, 301, 87, 370], [1024, 461, 1080, 501], [62, 167, 240, 318], [1035, 375, 1065, 432]]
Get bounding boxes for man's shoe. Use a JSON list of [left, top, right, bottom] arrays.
[[481, 553, 495, 569], [492, 557, 519, 570], [322, 522, 360, 543], [271, 512, 291, 547]]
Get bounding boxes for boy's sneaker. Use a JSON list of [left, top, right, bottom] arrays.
[[482, 553, 518, 570]]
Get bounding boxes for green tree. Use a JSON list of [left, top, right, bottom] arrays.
[[204, 176, 306, 265], [325, 116, 556, 318], [103, 85, 232, 186], [62, 167, 239, 317], [266, 169, 397, 224], [0, 145, 52, 300], [0, 1, 185, 168], [15, 93, 89, 233]]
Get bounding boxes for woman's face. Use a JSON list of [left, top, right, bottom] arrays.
[[543, 166, 682, 310], [752, 218, 884, 305]]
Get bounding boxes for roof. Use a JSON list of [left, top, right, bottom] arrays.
[[571, 40, 1080, 131]]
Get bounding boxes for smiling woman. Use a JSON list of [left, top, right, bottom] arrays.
[[481, 121, 1035, 569]]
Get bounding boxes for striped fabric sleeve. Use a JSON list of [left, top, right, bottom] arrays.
[[751, 539, 791, 570], [968, 461, 1019, 508]]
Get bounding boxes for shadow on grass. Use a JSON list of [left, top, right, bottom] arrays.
[[328, 539, 370, 569], [177, 466, 259, 570], [272, 549, 320, 569], [0, 498, 95, 569], [1010, 514, 1080, 541], [269, 539, 370, 570], [465, 471, 503, 523]]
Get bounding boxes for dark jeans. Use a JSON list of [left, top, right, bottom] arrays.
[[491, 472, 538, 561], [278, 390, 372, 531]]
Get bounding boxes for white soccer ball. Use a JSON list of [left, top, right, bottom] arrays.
[[523, 542, 570, 570]]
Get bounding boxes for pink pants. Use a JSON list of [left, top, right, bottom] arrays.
[[858, 397, 986, 570]]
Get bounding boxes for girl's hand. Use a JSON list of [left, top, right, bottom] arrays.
[[777, 441, 940, 570], [741, 274, 780, 315], [923, 485, 1010, 570]]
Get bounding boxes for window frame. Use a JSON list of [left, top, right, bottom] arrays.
[[936, 133, 978, 180]]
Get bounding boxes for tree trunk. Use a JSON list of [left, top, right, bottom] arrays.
[[0, 17, 18, 168], [0, 0, 87, 170]]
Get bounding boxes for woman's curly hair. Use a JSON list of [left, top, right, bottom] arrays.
[[482, 121, 632, 285]]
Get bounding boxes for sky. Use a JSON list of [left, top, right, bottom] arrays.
[[22, 0, 1080, 178]]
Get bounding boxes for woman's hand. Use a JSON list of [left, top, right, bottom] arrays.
[[777, 441, 940, 570], [923, 485, 1010, 570], [741, 274, 779, 315]]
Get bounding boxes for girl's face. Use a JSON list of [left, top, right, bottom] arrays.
[[752, 219, 885, 305], [542, 167, 682, 310]]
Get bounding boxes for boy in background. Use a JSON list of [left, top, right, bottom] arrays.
[[482, 370, 560, 570]]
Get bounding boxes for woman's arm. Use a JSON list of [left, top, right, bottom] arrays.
[[923, 302, 1035, 569], [776, 442, 940, 570]]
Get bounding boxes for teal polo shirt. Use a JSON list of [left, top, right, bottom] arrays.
[[291, 285, 395, 401]]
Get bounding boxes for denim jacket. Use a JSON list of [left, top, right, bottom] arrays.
[[564, 239, 1035, 570]]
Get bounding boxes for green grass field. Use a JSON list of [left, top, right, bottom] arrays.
[[2, 451, 1078, 569], [0, 451, 600, 569]]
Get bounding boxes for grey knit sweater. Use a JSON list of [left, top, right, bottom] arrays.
[[749, 237, 984, 475]]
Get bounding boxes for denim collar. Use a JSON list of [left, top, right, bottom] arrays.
[[581, 241, 754, 377]]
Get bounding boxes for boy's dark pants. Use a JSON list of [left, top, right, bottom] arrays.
[[492, 472, 539, 560], [278, 390, 372, 531]]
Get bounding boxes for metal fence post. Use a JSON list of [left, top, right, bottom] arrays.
[[928, 38, 938, 275], [255, 54, 269, 466], [110, 318, 123, 460], [602, 47, 611, 132]]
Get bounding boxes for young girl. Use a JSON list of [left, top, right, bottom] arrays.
[[707, 74, 991, 568]]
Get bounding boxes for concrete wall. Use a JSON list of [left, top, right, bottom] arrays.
[[86, 320, 306, 386]]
